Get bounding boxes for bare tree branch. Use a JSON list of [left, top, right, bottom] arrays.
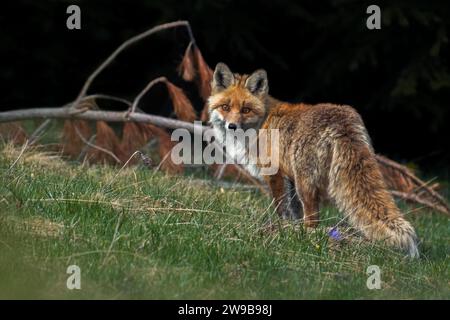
[[391, 190, 450, 216], [29, 94, 132, 145], [72, 21, 194, 111], [0, 107, 199, 132], [376, 154, 449, 213], [131, 77, 167, 113]]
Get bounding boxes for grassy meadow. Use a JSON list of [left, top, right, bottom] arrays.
[[0, 140, 449, 299]]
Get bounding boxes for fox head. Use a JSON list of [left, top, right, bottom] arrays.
[[208, 63, 269, 131]]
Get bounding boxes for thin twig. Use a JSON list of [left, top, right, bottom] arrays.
[[84, 94, 133, 109], [74, 125, 122, 164], [214, 164, 227, 179], [154, 150, 173, 173], [411, 176, 437, 194], [77, 134, 96, 161], [29, 119, 52, 145], [7, 140, 29, 171], [103, 151, 152, 190], [130, 76, 167, 114]]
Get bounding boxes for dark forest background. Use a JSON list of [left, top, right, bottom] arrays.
[[0, 0, 449, 173]]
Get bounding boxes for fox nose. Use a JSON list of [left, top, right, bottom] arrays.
[[228, 123, 237, 130]]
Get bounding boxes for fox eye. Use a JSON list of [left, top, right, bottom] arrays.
[[241, 107, 251, 114], [221, 104, 230, 112]]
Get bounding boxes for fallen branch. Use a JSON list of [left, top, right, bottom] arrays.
[[376, 154, 449, 214], [0, 106, 198, 132], [6, 95, 131, 130], [391, 190, 449, 216]]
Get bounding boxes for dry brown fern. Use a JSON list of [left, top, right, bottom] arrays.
[[145, 124, 184, 174], [61, 120, 91, 158], [120, 122, 158, 164], [178, 44, 213, 122], [177, 41, 196, 82], [0, 122, 28, 145], [165, 81, 197, 122], [86, 121, 125, 164], [193, 45, 213, 101]]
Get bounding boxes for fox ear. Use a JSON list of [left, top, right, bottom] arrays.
[[245, 69, 268, 96], [212, 62, 234, 92]]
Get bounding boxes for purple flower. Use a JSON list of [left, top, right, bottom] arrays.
[[328, 227, 341, 241]]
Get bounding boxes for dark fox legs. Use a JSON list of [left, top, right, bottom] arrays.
[[283, 177, 303, 220], [264, 173, 304, 221]]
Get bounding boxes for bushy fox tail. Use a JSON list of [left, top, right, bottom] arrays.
[[328, 133, 419, 258]]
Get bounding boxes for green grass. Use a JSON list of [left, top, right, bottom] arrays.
[[0, 143, 449, 299]]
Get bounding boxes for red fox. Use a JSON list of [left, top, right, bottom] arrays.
[[208, 62, 419, 258]]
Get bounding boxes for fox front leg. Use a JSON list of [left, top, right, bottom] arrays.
[[264, 172, 300, 219], [283, 177, 303, 220], [265, 173, 284, 217]]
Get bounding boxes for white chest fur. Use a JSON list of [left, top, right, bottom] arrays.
[[213, 126, 262, 179]]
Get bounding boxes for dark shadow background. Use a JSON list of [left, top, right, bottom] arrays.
[[0, 0, 449, 173]]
